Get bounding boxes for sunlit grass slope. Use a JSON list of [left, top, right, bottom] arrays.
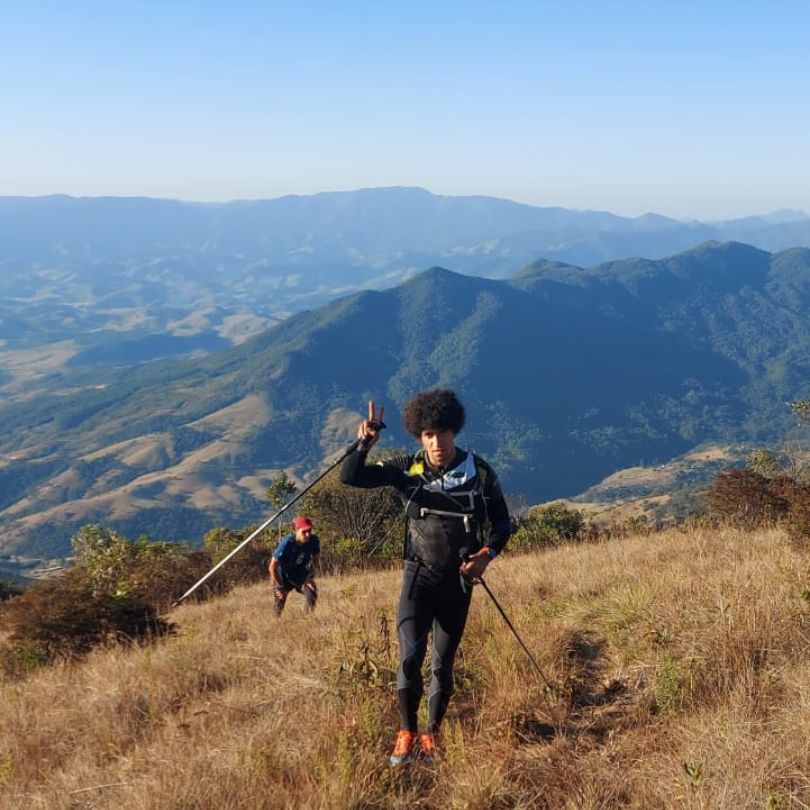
[[3, 524, 810, 808]]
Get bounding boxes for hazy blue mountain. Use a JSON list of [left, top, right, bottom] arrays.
[[2, 240, 810, 562], [4, 189, 807, 271], [2, 189, 809, 357]]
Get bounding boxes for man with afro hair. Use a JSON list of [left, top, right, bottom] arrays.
[[341, 388, 511, 765]]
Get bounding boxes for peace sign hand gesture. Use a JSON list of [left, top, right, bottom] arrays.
[[357, 400, 385, 449]]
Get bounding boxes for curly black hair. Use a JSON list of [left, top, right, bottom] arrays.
[[402, 388, 466, 438]]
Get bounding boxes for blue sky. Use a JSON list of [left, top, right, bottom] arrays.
[[2, 1, 808, 219]]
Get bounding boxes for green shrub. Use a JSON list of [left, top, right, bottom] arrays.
[[508, 501, 586, 551], [72, 524, 204, 609], [298, 467, 403, 566], [202, 526, 272, 591], [745, 447, 785, 477], [1, 568, 172, 670]]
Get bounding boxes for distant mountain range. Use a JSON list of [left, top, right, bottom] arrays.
[[3, 190, 808, 272], [2, 240, 810, 563], [2, 189, 810, 366]]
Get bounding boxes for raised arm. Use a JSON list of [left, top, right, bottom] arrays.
[[341, 400, 403, 488]]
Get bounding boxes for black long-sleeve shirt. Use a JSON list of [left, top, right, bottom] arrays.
[[341, 445, 511, 569]]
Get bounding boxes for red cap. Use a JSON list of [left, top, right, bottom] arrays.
[[293, 516, 313, 531]]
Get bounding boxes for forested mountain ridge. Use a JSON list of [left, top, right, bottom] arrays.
[[2, 240, 810, 562], [2, 190, 809, 367]]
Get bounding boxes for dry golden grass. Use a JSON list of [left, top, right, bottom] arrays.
[[0, 340, 79, 393], [559, 494, 672, 525], [684, 446, 734, 463], [3, 525, 810, 808]]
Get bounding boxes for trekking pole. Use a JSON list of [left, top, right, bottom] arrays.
[[172, 422, 385, 608], [468, 576, 560, 727], [471, 574, 556, 694]]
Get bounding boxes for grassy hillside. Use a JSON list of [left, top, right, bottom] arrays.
[[3, 524, 810, 808]]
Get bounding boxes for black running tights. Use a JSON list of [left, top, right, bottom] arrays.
[[396, 560, 473, 732]]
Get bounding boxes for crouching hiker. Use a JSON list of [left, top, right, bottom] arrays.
[[268, 516, 320, 615], [341, 389, 512, 765]]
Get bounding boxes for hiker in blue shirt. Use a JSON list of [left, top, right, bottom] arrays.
[[268, 515, 320, 615]]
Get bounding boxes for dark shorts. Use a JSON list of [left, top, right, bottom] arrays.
[[278, 569, 312, 592]]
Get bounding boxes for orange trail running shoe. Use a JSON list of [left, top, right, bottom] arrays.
[[389, 730, 418, 765], [419, 731, 438, 764]]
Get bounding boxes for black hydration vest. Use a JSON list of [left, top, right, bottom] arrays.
[[400, 450, 488, 570]]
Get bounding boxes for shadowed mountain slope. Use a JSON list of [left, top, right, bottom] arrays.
[[2, 190, 809, 387], [2, 241, 810, 558]]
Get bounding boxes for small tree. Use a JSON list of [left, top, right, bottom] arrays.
[[299, 467, 403, 571], [267, 471, 299, 542], [791, 399, 810, 427], [71, 524, 134, 597], [202, 526, 272, 589], [267, 471, 298, 509], [505, 493, 530, 523], [746, 448, 784, 477], [71, 524, 198, 608], [509, 501, 586, 550], [782, 398, 810, 481]]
